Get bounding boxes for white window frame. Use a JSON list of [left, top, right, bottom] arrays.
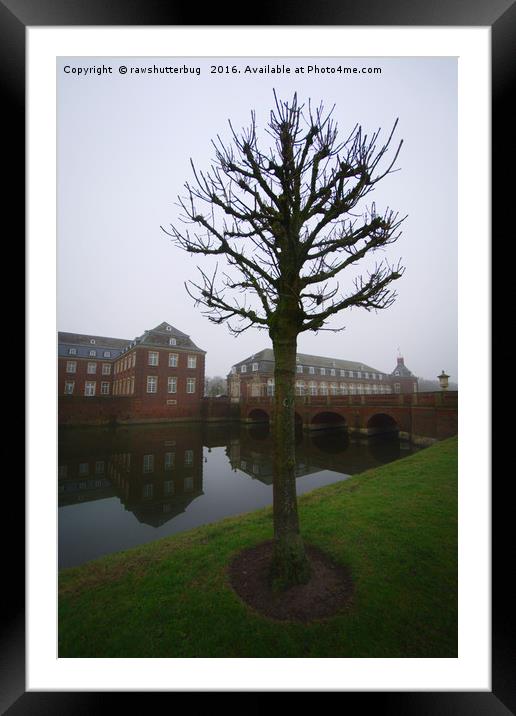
[[320, 368, 326, 376], [87, 362, 97, 374], [186, 377, 196, 394], [169, 337, 177, 345], [84, 381, 96, 397], [143, 454, 154, 473], [188, 355, 197, 369], [89, 350, 96, 357], [68, 347, 77, 355], [168, 376, 177, 394], [100, 382, 110, 395], [252, 362, 258, 372], [296, 364, 303, 374], [64, 381, 74, 394], [66, 361, 76, 373], [148, 351, 159, 366], [241, 364, 247, 373], [309, 366, 315, 375], [168, 353, 178, 367], [146, 375, 158, 394], [102, 363, 111, 375]]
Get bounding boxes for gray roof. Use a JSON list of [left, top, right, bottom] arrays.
[[233, 348, 385, 375], [58, 322, 206, 358], [58, 332, 129, 360], [135, 322, 206, 353], [390, 360, 414, 377]]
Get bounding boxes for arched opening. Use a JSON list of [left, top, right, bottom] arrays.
[[367, 413, 399, 436], [247, 408, 270, 424], [310, 411, 347, 431]]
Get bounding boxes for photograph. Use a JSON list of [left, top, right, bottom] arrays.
[[56, 55, 459, 659]]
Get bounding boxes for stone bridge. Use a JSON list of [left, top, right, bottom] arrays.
[[240, 391, 458, 445]]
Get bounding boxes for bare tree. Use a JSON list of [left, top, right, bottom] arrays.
[[163, 92, 406, 589]]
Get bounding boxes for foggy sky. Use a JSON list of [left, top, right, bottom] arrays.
[[57, 57, 457, 382]]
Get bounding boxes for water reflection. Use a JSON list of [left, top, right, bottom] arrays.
[[59, 422, 419, 568]]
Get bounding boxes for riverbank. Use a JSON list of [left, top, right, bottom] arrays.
[[59, 435, 457, 657]]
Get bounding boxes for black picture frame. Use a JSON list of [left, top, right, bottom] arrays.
[[6, 0, 505, 710]]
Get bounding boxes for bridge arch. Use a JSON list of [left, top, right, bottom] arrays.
[[247, 408, 270, 423], [310, 411, 347, 430], [366, 412, 399, 436]]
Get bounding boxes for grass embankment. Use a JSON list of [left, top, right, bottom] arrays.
[[59, 436, 458, 658]]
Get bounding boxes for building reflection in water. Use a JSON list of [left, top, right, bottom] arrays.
[[59, 424, 204, 527], [58, 422, 419, 567]]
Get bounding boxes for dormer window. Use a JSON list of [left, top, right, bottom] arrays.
[[169, 337, 177, 346], [166, 326, 172, 331], [394, 370, 400, 376], [68, 348, 77, 355], [90, 339, 96, 344]]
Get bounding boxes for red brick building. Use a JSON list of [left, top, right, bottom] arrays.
[[58, 322, 206, 424], [228, 348, 418, 400]]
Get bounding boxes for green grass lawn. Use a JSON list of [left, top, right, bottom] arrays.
[[59, 435, 457, 658]]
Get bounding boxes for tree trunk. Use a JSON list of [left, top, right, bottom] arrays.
[[270, 333, 311, 590]]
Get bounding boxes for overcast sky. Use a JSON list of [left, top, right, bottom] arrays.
[[57, 56, 457, 382]]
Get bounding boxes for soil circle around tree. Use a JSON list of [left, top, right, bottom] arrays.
[[228, 540, 354, 623]]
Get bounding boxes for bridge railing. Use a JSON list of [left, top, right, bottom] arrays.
[[243, 390, 458, 408]]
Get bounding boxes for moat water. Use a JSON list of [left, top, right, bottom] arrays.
[[58, 422, 421, 569]]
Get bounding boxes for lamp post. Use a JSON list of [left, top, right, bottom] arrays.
[[437, 370, 450, 391]]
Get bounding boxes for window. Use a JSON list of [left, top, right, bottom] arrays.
[[267, 378, 274, 396], [357, 371, 362, 378], [186, 378, 196, 394], [64, 381, 74, 394], [295, 381, 305, 396], [66, 361, 76, 373], [143, 454, 154, 473], [102, 363, 111, 375], [101, 382, 110, 395], [184, 450, 193, 466], [394, 370, 400, 376], [90, 339, 96, 345], [188, 355, 197, 369], [309, 381, 317, 396], [58, 465, 67, 478], [142, 484, 153, 499], [297, 365, 303, 374], [68, 348, 77, 355], [168, 377, 177, 394], [148, 351, 159, 366], [340, 370, 345, 377], [230, 366, 236, 374], [164, 480, 174, 495], [103, 351, 111, 358], [146, 376, 158, 393], [184, 477, 194, 492], [95, 461, 105, 474], [132, 353, 136, 367], [164, 453, 175, 470], [320, 382, 328, 395], [241, 364, 247, 373], [84, 381, 96, 396], [340, 383, 348, 395], [252, 362, 258, 372], [169, 337, 176, 346], [320, 368, 326, 376], [357, 384, 363, 394], [79, 463, 89, 476], [330, 369, 336, 376], [131, 376, 135, 394], [330, 383, 338, 395], [89, 350, 96, 357], [394, 383, 401, 393], [87, 362, 97, 374], [168, 353, 178, 367], [309, 366, 315, 375]]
